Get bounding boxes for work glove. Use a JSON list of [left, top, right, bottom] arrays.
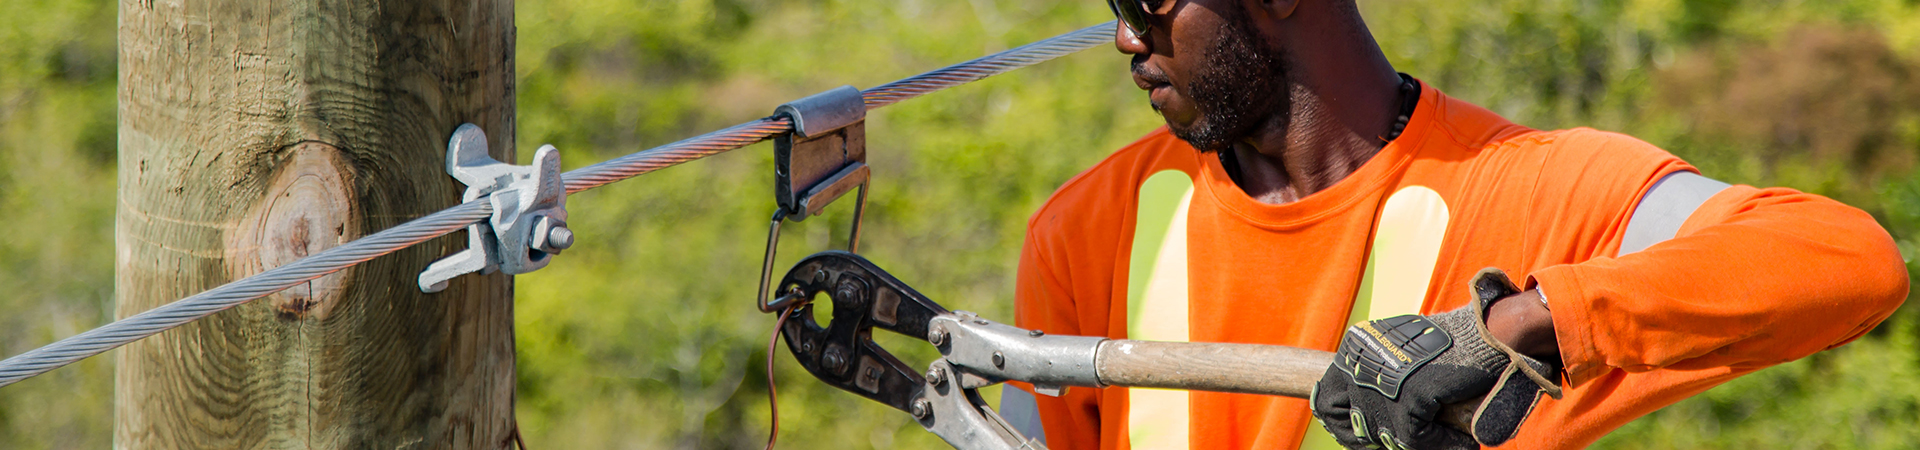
[[1310, 268, 1563, 449]]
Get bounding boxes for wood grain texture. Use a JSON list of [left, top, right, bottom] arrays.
[[114, 0, 517, 448], [1094, 340, 1474, 433]]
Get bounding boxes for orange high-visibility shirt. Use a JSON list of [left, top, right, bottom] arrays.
[[1012, 81, 1909, 449]]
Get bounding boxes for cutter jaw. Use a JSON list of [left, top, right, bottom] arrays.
[[772, 251, 1066, 449]]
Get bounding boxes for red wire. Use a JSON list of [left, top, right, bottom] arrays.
[[765, 305, 798, 450]]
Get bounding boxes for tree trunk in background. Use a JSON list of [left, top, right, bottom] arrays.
[[115, 0, 516, 448]]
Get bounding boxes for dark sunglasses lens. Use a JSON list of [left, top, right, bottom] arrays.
[[1107, 0, 1151, 34]]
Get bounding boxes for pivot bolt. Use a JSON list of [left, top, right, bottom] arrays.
[[835, 278, 865, 308], [823, 347, 848, 372], [992, 351, 1005, 369], [926, 366, 948, 387], [911, 399, 933, 420], [928, 327, 948, 346]]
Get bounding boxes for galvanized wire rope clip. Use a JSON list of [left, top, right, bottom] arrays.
[[758, 86, 871, 313], [419, 123, 573, 293]]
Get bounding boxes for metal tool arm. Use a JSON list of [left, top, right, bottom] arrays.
[[931, 312, 1475, 438], [770, 251, 1471, 450]]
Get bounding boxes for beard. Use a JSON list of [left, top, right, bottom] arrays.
[[1142, 5, 1292, 152]]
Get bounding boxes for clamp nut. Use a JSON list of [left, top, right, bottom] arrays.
[[823, 346, 849, 372], [531, 215, 574, 254]]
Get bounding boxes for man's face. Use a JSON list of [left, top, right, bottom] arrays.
[[1123, 0, 1292, 152]]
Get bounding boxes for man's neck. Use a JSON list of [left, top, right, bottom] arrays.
[[1228, 61, 1404, 205]]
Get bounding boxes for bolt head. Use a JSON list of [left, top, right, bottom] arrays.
[[835, 278, 865, 307], [822, 347, 847, 371], [992, 351, 1005, 369], [911, 399, 933, 419], [927, 327, 947, 346], [1029, 329, 1045, 337]]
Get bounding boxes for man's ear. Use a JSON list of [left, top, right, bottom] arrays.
[[1249, 0, 1301, 20]]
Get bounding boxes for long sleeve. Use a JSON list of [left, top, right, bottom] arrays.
[[1530, 185, 1910, 385]]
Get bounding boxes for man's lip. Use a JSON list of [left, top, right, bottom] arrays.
[[1132, 72, 1170, 91]]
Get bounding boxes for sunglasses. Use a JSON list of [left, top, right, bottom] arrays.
[[1107, 0, 1161, 36]]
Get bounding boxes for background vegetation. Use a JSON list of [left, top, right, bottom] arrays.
[[1, 0, 1915, 448]]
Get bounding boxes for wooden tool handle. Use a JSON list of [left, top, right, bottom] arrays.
[[1093, 339, 1476, 433]]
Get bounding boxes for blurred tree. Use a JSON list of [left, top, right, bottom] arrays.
[[0, 0, 118, 448]]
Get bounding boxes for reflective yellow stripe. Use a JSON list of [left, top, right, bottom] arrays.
[[1360, 186, 1451, 320], [1302, 186, 1451, 450], [1126, 171, 1193, 449]]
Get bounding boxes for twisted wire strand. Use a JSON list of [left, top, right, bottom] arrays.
[[563, 118, 793, 193], [0, 20, 1117, 389], [862, 21, 1114, 109], [0, 201, 493, 388]]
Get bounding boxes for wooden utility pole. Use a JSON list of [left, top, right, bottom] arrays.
[[115, 0, 517, 448]]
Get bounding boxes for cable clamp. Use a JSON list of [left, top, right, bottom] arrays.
[[758, 86, 872, 312], [419, 123, 572, 293]]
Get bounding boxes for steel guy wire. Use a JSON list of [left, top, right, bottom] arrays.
[[861, 21, 1114, 109], [0, 20, 1116, 389]]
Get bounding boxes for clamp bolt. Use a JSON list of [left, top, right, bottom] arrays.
[[926, 366, 947, 387], [547, 227, 574, 249], [992, 351, 1005, 369], [911, 399, 933, 420], [530, 215, 574, 253]]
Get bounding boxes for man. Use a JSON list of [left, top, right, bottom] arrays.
[[995, 0, 1911, 448]]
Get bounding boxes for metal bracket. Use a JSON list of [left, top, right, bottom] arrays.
[[419, 123, 573, 293], [773, 85, 869, 222], [758, 86, 873, 313]]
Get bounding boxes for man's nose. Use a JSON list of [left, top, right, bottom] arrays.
[[1114, 22, 1149, 55]]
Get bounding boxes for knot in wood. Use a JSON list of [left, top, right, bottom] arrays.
[[236, 142, 357, 320]]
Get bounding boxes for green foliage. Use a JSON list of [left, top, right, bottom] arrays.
[[0, 0, 119, 448], [1, 0, 1916, 448]]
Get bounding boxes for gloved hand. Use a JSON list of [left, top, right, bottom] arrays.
[[1310, 268, 1563, 449]]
